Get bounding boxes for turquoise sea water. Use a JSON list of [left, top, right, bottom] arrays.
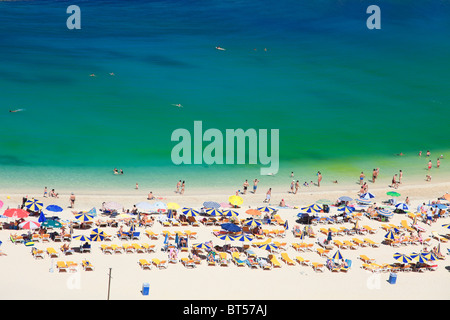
[[0, 1, 449, 193]]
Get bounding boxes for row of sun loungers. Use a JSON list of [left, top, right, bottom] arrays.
[[56, 260, 94, 272], [100, 243, 156, 254]]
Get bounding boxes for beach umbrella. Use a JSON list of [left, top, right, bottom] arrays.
[[220, 202, 232, 208], [386, 191, 401, 197], [393, 253, 412, 264], [331, 250, 343, 261], [377, 208, 393, 217], [301, 204, 322, 213], [87, 207, 97, 217], [25, 199, 44, 212], [218, 234, 235, 242], [103, 201, 122, 211], [74, 212, 94, 222], [206, 208, 223, 216], [41, 219, 62, 229], [444, 193, 450, 201], [193, 242, 212, 251], [228, 195, 243, 207], [45, 205, 63, 213], [115, 213, 133, 220], [245, 219, 262, 228], [90, 228, 105, 241], [395, 203, 409, 211], [135, 201, 153, 212], [181, 208, 200, 217], [167, 202, 180, 210], [222, 210, 239, 217], [152, 201, 167, 212], [384, 229, 396, 240], [315, 199, 333, 205], [72, 235, 91, 242], [338, 196, 353, 202], [422, 251, 438, 262], [19, 220, 40, 230], [259, 243, 278, 252], [361, 192, 375, 199], [38, 211, 47, 223], [356, 198, 372, 205], [257, 206, 276, 213], [338, 206, 355, 214], [3, 208, 29, 219], [246, 209, 262, 216], [220, 223, 242, 233], [203, 201, 220, 209], [409, 252, 429, 263], [284, 220, 289, 230], [442, 224, 450, 229], [234, 234, 254, 242]]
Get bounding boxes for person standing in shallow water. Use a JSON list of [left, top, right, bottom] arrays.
[[317, 171, 322, 187]]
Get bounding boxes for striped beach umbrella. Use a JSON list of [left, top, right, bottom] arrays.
[[206, 208, 223, 216], [331, 250, 343, 261], [377, 209, 393, 217], [361, 192, 375, 199], [384, 229, 396, 240], [422, 251, 438, 262], [259, 243, 278, 252], [356, 198, 372, 205], [409, 252, 429, 263], [442, 224, 450, 229], [338, 206, 355, 214], [193, 242, 212, 251], [301, 204, 322, 213], [395, 203, 409, 211], [3, 208, 29, 219], [393, 253, 412, 264], [245, 219, 261, 228], [74, 212, 94, 222], [222, 210, 239, 217], [257, 206, 276, 213], [233, 234, 254, 242], [90, 228, 105, 241], [181, 208, 199, 217], [25, 199, 44, 212], [73, 235, 91, 242], [19, 220, 40, 230]]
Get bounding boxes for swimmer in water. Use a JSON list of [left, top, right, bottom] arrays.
[[89, 74, 96, 77], [172, 104, 183, 108], [9, 109, 24, 113], [215, 46, 226, 51]]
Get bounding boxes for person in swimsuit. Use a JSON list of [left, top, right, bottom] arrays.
[[243, 180, 249, 194], [253, 179, 259, 194], [359, 172, 365, 185]]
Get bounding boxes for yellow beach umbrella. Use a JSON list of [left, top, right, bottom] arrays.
[[167, 202, 180, 210], [228, 195, 243, 207]]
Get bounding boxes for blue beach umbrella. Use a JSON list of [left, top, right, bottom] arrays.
[[193, 242, 212, 251], [331, 250, 343, 261], [338, 196, 353, 202], [218, 234, 235, 242], [45, 205, 63, 213], [25, 199, 44, 212], [338, 206, 355, 214], [38, 211, 47, 223], [361, 192, 375, 199], [203, 201, 220, 209], [284, 220, 289, 230], [393, 253, 412, 264], [74, 212, 94, 222], [409, 252, 429, 263], [245, 219, 261, 228], [73, 235, 91, 242], [233, 234, 254, 242], [357, 198, 372, 205], [90, 228, 105, 241], [259, 243, 278, 252], [384, 229, 396, 240], [377, 209, 393, 218], [221, 223, 242, 233], [442, 224, 450, 229]]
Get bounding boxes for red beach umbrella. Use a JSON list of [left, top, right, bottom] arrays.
[[4, 208, 29, 219]]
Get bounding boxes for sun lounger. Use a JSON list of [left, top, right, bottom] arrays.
[[56, 261, 68, 272], [352, 238, 368, 247], [152, 258, 168, 269], [41, 234, 51, 242], [400, 220, 415, 233], [32, 248, 45, 260], [295, 256, 311, 266], [363, 225, 377, 234], [60, 245, 74, 255], [123, 243, 135, 254], [100, 245, 113, 254], [66, 261, 78, 272], [138, 259, 152, 270], [180, 257, 196, 268], [363, 238, 380, 248], [358, 255, 375, 264], [312, 262, 325, 272], [145, 230, 159, 240], [232, 252, 246, 267], [361, 263, 380, 273], [269, 254, 282, 268], [432, 231, 448, 243], [219, 252, 230, 267], [31, 234, 41, 242], [316, 248, 330, 257], [47, 247, 59, 258], [10, 234, 24, 244], [333, 240, 348, 249], [132, 243, 145, 253], [82, 260, 95, 271], [280, 252, 295, 266], [343, 240, 357, 250]]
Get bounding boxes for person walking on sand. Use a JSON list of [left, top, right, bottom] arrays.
[[295, 180, 300, 194], [399, 170, 403, 184], [317, 171, 322, 187], [181, 181, 185, 195], [263, 188, 272, 203], [372, 169, 378, 183], [359, 172, 365, 185], [290, 180, 295, 193], [69, 193, 76, 209], [253, 179, 259, 194], [176, 180, 181, 193]]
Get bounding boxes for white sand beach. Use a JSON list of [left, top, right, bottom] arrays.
[[0, 179, 449, 300]]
